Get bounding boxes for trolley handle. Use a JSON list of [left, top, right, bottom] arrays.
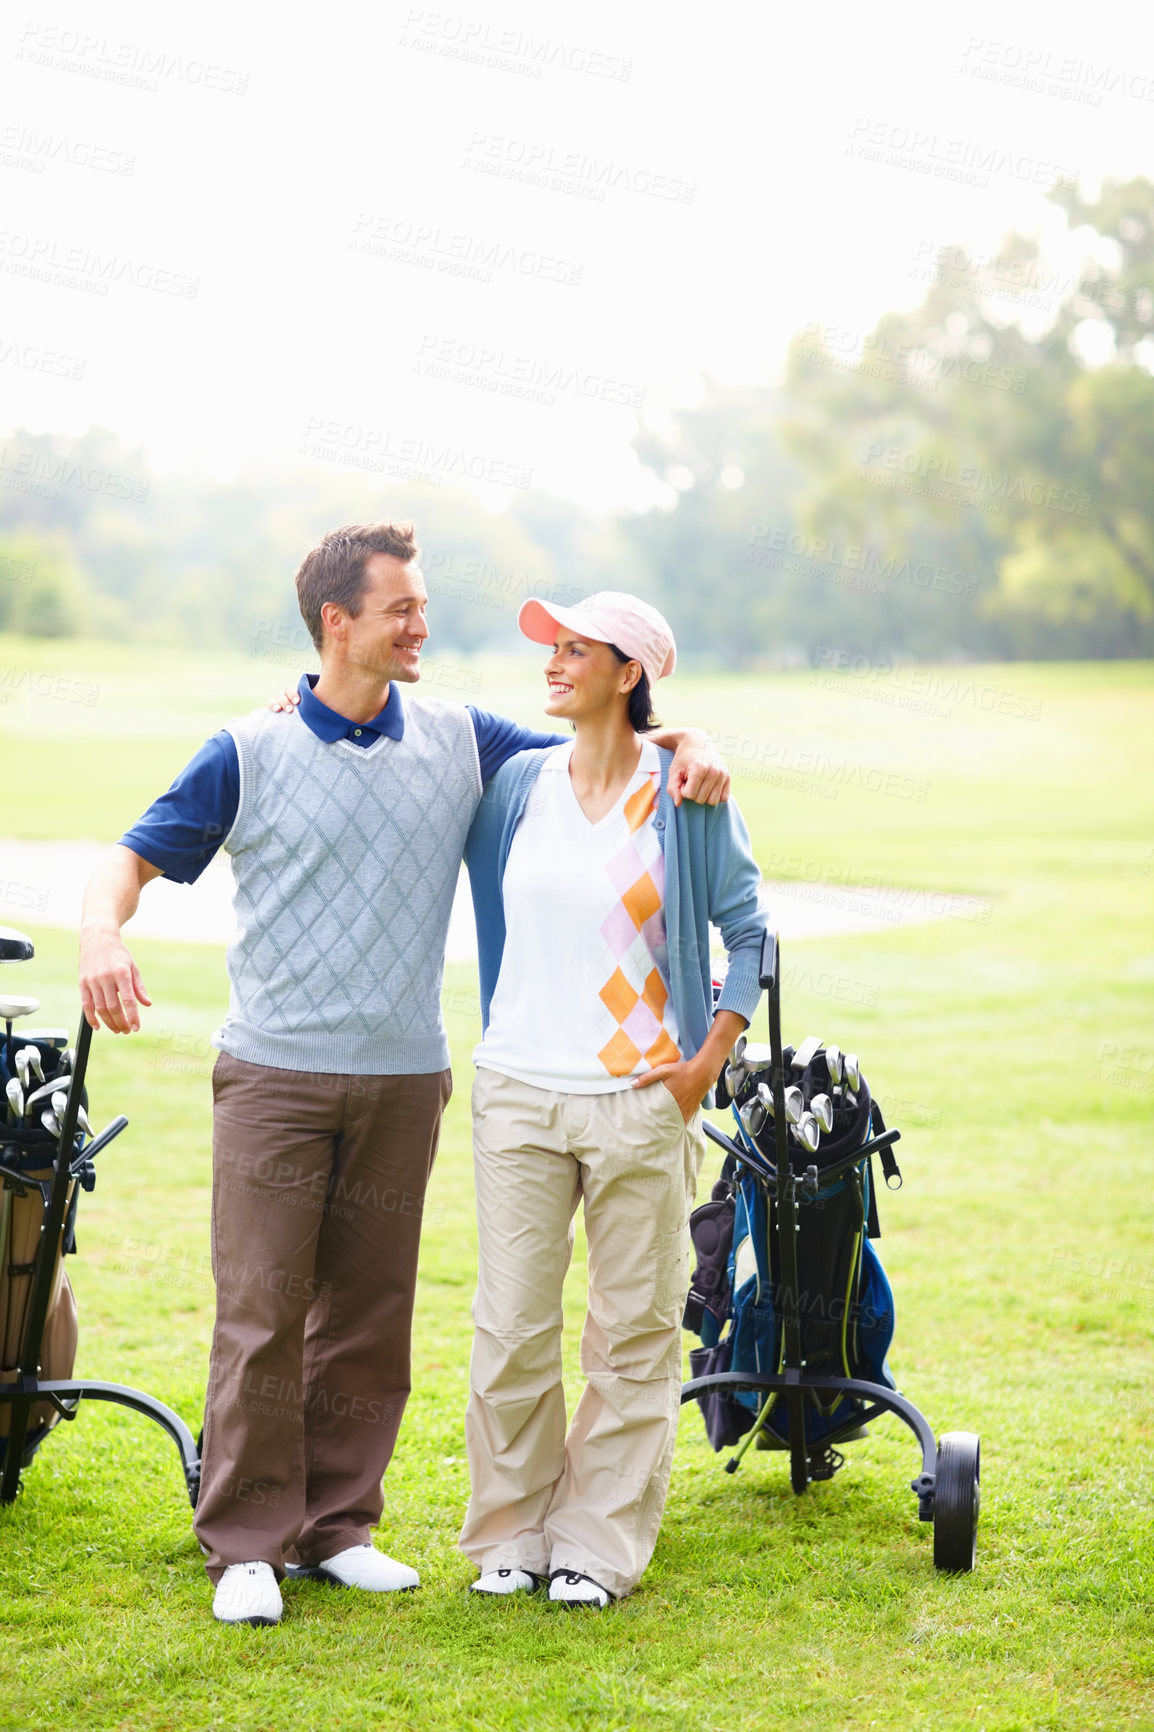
[[703, 1118, 777, 1190], [70, 1114, 128, 1176]]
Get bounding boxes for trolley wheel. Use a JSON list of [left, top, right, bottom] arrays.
[[932, 1431, 980, 1572]]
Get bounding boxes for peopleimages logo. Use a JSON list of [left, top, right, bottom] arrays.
[[15, 22, 250, 95], [860, 443, 1091, 515], [397, 11, 633, 82], [413, 334, 645, 409], [845, 117, 1078, 189], [0, 230, 198, 299], [462, 131, 694, 204], [0, 335, 85, 381], [747, 525, 979, 599], [0, 444, 148, 501], [301, 416, 532, 491], [959, 36, 1154, 105], [349, 211, 582, 288], [0, 123, 135, 176]]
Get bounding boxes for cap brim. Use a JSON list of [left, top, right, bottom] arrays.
[[517, 598, 613, 648]]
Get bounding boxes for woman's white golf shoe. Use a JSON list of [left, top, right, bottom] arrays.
[[469, 1568, 546, 1596]]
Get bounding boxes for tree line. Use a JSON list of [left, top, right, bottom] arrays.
[[3, 177, 1151, 664]]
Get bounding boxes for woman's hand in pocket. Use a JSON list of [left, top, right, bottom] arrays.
[[632, 1059, 709, 1125]]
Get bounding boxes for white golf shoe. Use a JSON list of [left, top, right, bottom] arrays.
[[289, 1543, 419, 1592], [469, 1568, 547, 1596], [212, 1561, 282, 1626], [548, 1569, 614, 1608]]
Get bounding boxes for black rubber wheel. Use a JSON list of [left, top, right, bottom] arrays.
[[932, 1430, 980, 1572]]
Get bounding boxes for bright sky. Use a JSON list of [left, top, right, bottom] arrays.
[[2, 0, 1150, 510]]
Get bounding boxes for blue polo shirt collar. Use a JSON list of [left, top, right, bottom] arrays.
[[296, 674, 405, 746]]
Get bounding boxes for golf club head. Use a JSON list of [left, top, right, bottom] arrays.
[[732, 1033, 747, 1067], [61, 1047, 77, 1075], [795, 1113, 821, 1154], [739, 1100, 767, 1140], [0, 927, 34, 963], [28, 1048, 45, 1084], [51, 1089, 69, 1119], [791, 1034, 822, 1072], [75, 1103, 92, 1137], [6, 1076, 23, 1123], [41, 1108, 61, 1137], [723, 1063, 744, 1099], [20, 1028, 69, 1051], [756, 1080, 774, 1115], [824, 1043, 843, 1085], [25, 1074, 71, 1113], [740, 1042, 773, 1073], [0, 994, 41, 1022], [14, 1048, 31, 1091], [843, 1052, 861, 1094], [783, 1085, 804, 1124], [810, 1093, 834, 1134]]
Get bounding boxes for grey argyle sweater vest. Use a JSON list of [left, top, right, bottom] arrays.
[[217, 700, 481, 1074]]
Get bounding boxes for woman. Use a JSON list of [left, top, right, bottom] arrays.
[[461, 591, 766, 1607]]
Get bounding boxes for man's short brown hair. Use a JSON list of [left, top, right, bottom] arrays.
[[295, 522, 419, 651]]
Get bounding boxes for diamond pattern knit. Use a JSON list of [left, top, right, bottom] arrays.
[[219, 701, 481, 1074]]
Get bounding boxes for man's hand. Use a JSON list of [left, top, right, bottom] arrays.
[[632, 1056, 713, 1124], [79, 929, 152, 1034], [267, 686, 301, 713], [79, 845, 163, 1033], [653, 727, 730, 807]]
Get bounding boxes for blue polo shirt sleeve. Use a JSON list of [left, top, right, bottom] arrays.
[[467, 707, 566, 785], [118, 730, 240, 884]]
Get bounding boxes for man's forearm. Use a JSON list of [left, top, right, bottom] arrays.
[[649, 724, 708, 752], [81, 844, 156, 939]]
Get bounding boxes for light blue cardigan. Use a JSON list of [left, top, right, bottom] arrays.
[[464, 746, 767, 1082]]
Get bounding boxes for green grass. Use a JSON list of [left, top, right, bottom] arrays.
[[1, 645, 1152, 1730]]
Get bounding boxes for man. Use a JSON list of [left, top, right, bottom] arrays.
[[79, 522, 729, 1627]]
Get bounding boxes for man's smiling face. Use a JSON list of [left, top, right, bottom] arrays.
[[325, 553, 430, 685]]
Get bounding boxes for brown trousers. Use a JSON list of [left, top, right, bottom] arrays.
[[193, 1052, 451, 1581]]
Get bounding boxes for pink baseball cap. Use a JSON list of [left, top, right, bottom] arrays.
[[517, 591, 677, 687]]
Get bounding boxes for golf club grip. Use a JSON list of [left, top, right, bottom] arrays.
[[758, 929, 778, 993]]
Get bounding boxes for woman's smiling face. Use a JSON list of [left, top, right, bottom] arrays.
[[543, 631, 640, 721]]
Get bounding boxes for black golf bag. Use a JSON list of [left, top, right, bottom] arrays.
[[684, 1046, 899, 1460], [679, 932, 981, 1571]]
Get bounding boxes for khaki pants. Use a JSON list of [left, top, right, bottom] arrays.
[[194, 1053, 451, 1581], [460, 1067, 705, 1600]]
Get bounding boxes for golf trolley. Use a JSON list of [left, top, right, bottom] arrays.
[[0, 926, 200, 1507], [680, 931, 980, 1572]]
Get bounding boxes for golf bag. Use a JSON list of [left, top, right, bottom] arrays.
[[0, 1028, 84, 1468], [0, 928, 200, 1508], [684, 1040, 900, 1460], [680, 934, 981, 1571]]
